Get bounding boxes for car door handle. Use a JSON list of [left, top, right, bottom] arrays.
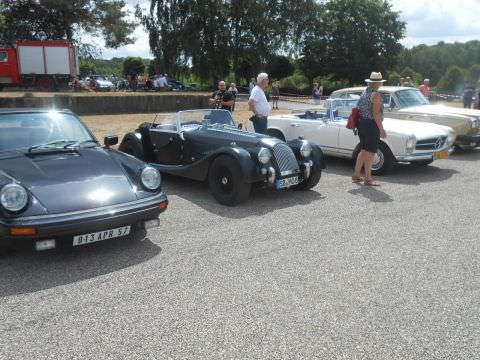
[[291, 123, 300, 127]]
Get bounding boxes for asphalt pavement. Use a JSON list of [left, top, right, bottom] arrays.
[[1, 122, 479, 359]]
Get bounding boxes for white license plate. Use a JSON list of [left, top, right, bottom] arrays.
[[73, 225, 131, 246], [275, 176, 300, 189]]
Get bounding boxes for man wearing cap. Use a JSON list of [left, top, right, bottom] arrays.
[[248, 73, 270, 134], [419, 79, 430, 98], [352, 72, 387, 186]]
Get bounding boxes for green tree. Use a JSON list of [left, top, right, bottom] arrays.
[[123, 57, 145, 76], [400, 66, 422, 85], [0, 0, 135, 53], [466, 64, 480, 87], [265, 55, 295, 81], [437, 66, 466, 94], [299, 0, 405, 84], [79, 60, 97, 77]]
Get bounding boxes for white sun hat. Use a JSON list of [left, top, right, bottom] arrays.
[[365, 72, 387, 83]]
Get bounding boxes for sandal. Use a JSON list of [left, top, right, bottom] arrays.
[[364, 179, 381, 186], [352, 176, 364, 183]]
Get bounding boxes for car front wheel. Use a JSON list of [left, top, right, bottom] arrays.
[[208, 155, 251, 205]]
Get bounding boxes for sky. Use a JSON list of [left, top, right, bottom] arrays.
[[100, 0, 480, 59]]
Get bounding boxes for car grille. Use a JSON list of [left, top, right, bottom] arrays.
[[416, 136, 447, 150], [272, 143, 299, 176]]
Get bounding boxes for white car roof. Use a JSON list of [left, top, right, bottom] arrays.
[[332, 86, 416, 94]]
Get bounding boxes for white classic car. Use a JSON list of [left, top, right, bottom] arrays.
[[267, 99, 455, 175], [331, 86, 480, 149]]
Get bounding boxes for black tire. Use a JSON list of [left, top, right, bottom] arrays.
[[120, 140, 144, 160], [371, 142, 394, 175], [411, 160, 433, 166], [293, 164, 322, 190], [208, 155, 251, 205], [266, 128, 286, 141]]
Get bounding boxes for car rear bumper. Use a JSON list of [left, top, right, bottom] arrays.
[[0, 193, 168, 250]]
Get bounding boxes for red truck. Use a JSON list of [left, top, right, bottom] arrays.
[[0, 40, 79, 91]]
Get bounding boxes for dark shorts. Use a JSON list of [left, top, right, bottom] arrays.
[[358, 119, 380, 153]]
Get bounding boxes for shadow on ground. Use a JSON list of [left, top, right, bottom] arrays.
[[324, 156, 460, 185], [162, 174, 325, 219], [0, 237, 160, 297]]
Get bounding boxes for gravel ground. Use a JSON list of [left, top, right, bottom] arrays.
[[0, 102, 479, 359]]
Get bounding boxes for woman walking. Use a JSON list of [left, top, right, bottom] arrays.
[[352, 72, 387, 186]]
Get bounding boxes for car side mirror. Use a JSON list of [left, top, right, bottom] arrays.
[[104, 135, 118, 148]]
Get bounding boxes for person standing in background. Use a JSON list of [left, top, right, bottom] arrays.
[[419, 79, 430, 98], [209, 81, 234, 112], [463, 86, 473, 108], [312, 82, 321, 105], [249, 78, 255, 96], [271, 80, 280, 110], [228, 82, 238, 112], [248, 73, 270, 134]]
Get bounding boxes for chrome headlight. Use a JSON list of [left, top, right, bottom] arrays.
[[141, 167, 161, 191], [0, 183, 28, 212], [447, 132, 455, 146], [406, 136, 416, 154], [471, 118, 480, 129], [300, 141, 312, 158], [257, 147, 272, 164]]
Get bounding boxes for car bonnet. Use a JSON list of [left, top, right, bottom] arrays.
[[0, 148, 138, 214]]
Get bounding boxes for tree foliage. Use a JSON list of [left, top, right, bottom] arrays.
[[0, 0, 135, 53], [123, 57, 146, 76], [266, 55, 295, 80], [437, 66, 466, 93], [397, 41, 480, 86], [298, 0, 405, 84], [138, 0, 319, 84], [79, 60, 97, 77]]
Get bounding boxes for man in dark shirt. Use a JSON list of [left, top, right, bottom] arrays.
[[209, 81, 234, 112]]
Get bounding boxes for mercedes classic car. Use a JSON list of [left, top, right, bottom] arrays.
[[119, 109, 325, 205], [0, 109, 168, 252], [331, 86, 480, 149], [266, 99, 455, 175]]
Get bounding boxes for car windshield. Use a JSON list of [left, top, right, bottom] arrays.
[[92, 75, 107, 81], [395, 89, 429, 108], [0, 111, 94, 152], [177, 109, 236, 129]]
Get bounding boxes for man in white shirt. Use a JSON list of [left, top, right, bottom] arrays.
[[247, 73, 270, 134]]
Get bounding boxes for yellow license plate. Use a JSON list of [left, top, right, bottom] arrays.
[[435, 150, 449, 160]]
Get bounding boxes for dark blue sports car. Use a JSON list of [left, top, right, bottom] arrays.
[[0, 109, 168, 251]]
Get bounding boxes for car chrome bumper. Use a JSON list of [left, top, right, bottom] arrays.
[[455, 134, 480, 146], [0, 193, 168, 249], [396, 148, 453, 162]]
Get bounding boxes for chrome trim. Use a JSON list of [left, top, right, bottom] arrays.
[[396, 148, 453, 162], [303, 161, 312, 180], [280, 169, 298, 176], [268, 167, 276, 185], [3, 193, 167, 222]]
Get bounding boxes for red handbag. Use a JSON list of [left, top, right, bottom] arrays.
[[346, 107, 359, 130]]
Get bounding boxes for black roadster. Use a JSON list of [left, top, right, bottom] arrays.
[[0, 109, 168, 251], [119, 109, 325, 205]]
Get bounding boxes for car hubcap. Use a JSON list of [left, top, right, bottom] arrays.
[[221, 177, 228, 185], [372, 150, 384, 171], [217, 167, 234, 194]]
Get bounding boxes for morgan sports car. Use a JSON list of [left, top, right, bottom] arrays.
[[0, 109, 168, 252], [119, 109, 325, 205]]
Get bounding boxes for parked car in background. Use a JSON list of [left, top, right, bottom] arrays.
[[0, 109, 168, 252], [88, 74, 115, 91], [189, 83, 201, 91], [267, 99, 455, 175], [331, 86, 480, 149], [119, 109, 325, 205]]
